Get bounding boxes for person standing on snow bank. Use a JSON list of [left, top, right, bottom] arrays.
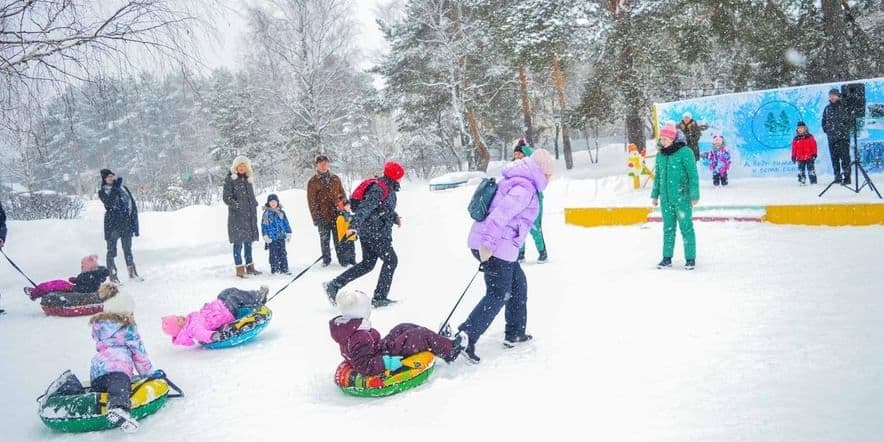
[[324, 161, 405, 308], [821, 88, 853, 185], [678, 112, 709, 161], [651, 123, 700, 271], [701, 134, 731, 187], [329, 290, 467, 376], [456, 149, 555, 364], [223, 156, 262, 278], [513, 139, 548, 263], [98, 169, 141, 283], [307, 155, 353, 267], [261, 194, 292, 275], [792, 121, 818, 185]]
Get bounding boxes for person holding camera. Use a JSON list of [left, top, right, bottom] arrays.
[[98, 169, 142, 283], [822, 88, 853, 185], [307, 155, 352, 267]]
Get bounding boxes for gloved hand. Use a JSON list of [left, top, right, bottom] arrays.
[[383, 355, 403, 371], [263, 235, 272, 244], [285, 233, 292, 243], [113, 177, 123, 188], [150, 369, 166, 378], [478, 246, 493, 263]]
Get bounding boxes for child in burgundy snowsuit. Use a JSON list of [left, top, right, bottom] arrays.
[[25, 254, 110, 300], [161, 286, 268, 346], [791, 121, 818, 185], [328, 290, 466, 376]]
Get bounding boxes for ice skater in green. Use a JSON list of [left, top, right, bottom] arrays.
[[651, 123, 700, 270]]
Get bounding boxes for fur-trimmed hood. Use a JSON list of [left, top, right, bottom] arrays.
[[230, 156, 255, 183]]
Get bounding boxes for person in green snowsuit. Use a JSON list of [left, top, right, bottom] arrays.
[[651, 124, 700, 270], [513, 140, 548, 263]]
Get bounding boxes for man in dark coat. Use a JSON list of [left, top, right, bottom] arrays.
[[98, 169, 141, 283], [306, 155, 354, 266], [324, 161, 405, 308], [223, 156, 261, 278], [678, 112, 709, 161], [0, 200, 7, 249], [822, 88, 853, 184]]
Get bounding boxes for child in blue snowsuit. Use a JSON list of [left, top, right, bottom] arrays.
[[261, 194, 292, 274]]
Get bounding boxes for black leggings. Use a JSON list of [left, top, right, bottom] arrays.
[[92, 372, 131, 411]]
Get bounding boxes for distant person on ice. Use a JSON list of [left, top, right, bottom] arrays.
[[512, 139, 548, 263], [701, 134, 731, 187], [652, 123, 700, 270], [678, 112, 708, 161], [223, 156, 262, 278], [88, 284, 151, 432], [98, 169, 142, 283], [261, 194, 292, 275], [161, 286, 268, 346], [791, 121, 818, 185], [329, 290, 466, 376], [456, 148, 555, 364], [307, 155, 355, 267], [821, 88, 852, 184], [323, 161, 405, 308]]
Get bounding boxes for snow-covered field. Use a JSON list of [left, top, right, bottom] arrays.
[[2, 156, 884, 441]]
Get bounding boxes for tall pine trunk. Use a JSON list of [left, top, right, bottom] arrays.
[[466, 107, 490, 171], [551, 56, 573, 169], [518, 64, 534, 146], [819, 0, 848, 82]]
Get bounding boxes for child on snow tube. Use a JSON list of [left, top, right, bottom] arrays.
[[88, 283, 153, 432], [329, 290, 468, 376], [161, 286, 269, 346], [25, 254, 110, 300]]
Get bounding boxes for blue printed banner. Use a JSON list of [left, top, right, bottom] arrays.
[[653, 77, 884, 178]]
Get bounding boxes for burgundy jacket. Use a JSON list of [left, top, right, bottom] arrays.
[[329, 317, 385, 376]]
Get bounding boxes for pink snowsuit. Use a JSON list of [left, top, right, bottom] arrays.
[[171, 300, 235, 346]]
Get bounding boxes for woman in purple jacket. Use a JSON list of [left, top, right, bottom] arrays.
[[457, 148, 555, 364]]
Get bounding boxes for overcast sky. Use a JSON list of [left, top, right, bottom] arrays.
[[200, 0, 387, 73]]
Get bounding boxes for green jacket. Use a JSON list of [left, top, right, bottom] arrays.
[[651, 142, 700, 204]]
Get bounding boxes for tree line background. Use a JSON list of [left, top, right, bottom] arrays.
[[1, 0, 882, 217]]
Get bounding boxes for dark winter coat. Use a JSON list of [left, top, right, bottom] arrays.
[[651, 141, 700, 206], [329, 317, 386, 376], [261, 207, 292, 241], [351, 177, 399, 244], [70, 267, 110, 293], [98, 181, 140, 241], [792, 133, 819, 162], [307, 172, 346, 224], [678, 119, 707, 160], [0, 201, 6, 242], [223, 173, 259, 244], [822, 99, 852, 141]]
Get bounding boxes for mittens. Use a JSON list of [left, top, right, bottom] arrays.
[[263, 235, 272, 244], [382, 355, 403, 371]]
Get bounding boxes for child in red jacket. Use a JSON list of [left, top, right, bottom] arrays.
[[329, 290, 467, 376], [791, 121, 818, 185]]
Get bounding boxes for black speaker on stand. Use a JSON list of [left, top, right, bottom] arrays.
[[819, 83, 881, 199]]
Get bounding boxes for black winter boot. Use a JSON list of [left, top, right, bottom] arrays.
[[656, 257, 672, 269], [323, 281, 339, 306], [685, 259, 696, 270], [503, 334, 533, 348]]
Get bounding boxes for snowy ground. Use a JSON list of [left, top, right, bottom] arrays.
[[2, 158, 884, 441]]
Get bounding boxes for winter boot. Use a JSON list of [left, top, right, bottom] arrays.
[[445, 331, 469, 362], [439, 323, 452, 338], [108, 263, 121, 284], [503, 334, 533, 348], [798, 174, 806, 185], [810, 173, 817, 185], [235, 265, 247, 279], [537, 250, 548, 263], [323, 281, 339, 306], [106, 408, 139, 433], [843, 174, 851, 185], [656, 257, 672, 269], [127, 265, 144, 282], [258, 285, 270, 304], [246, 263, 262, 276], [463, 342, 481, 364], [685, 259, 696, 271], [371, 296, 398, 308]]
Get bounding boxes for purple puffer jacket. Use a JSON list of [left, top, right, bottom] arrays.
[[329, 317, 385, 376], [468, 157, 547, 262], [90, 320, 153, 381]]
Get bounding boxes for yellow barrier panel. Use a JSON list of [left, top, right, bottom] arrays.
[[763, 204, 884, 226], [564, 207, 653, 227]]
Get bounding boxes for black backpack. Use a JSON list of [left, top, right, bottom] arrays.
[[468, 178, 497, 221]]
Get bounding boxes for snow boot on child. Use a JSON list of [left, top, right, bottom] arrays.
[[106, 407, 139, 433], [656, 257, 672, 269]]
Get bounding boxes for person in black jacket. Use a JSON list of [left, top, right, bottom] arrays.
[[324, 161, 405, 308], [98, 169, 141, 283], [821, 88, 853, 184], [0, 200, 7, 249]]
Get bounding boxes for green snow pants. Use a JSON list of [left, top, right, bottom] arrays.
[[520, 199, 546, 255], [661, 201, 695, 260]]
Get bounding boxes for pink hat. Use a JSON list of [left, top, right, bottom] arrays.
[[659, 124, 678, 140], [161, 315, 183, 338], [81, 254, 99, 273], [530, 148, 555, 176]]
